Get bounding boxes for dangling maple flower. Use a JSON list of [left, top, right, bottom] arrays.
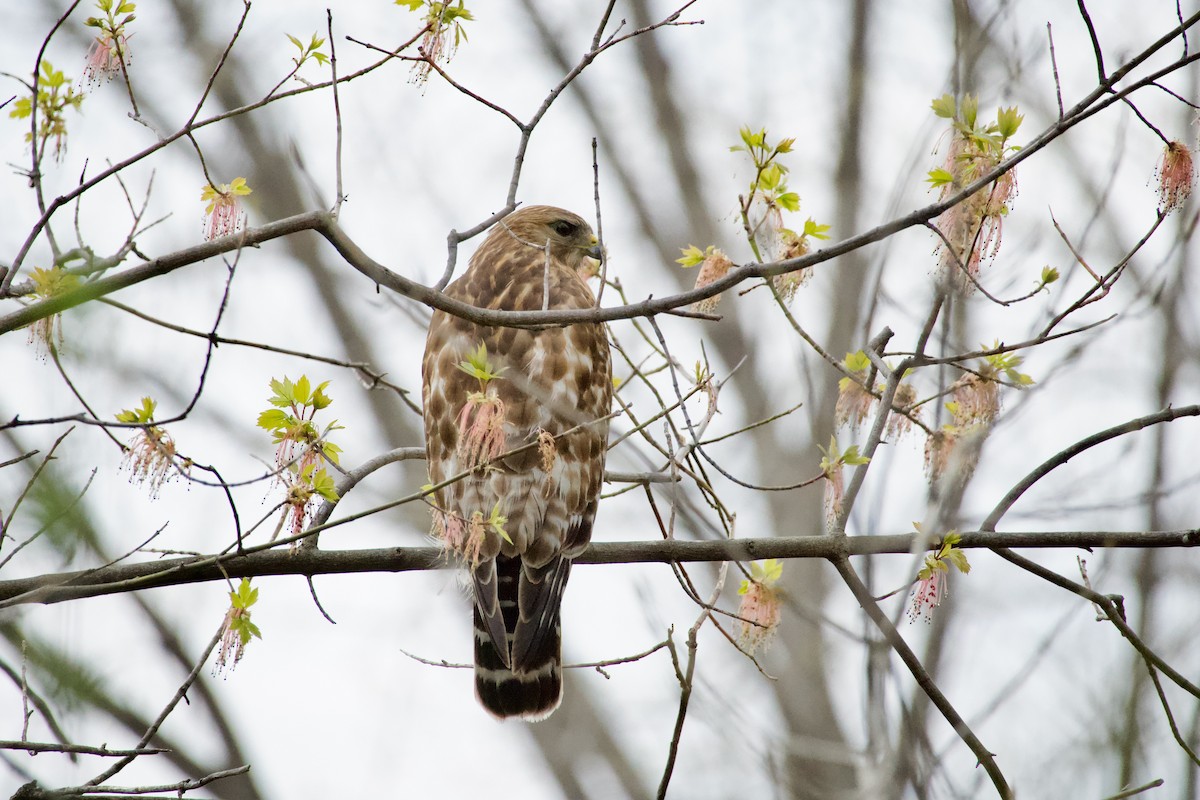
[[215, 579, 262, 675], [886, 381, 920, 439], [928, 95, 1023, 294], [432, 502, 508, 568], [924, 423, 991, 489], [451, 342, 509, 472], [836, 379, 876, 430], [923, 426, 957, 486], [402, 0, 475, 85], [835, 351, 876, 431], [946, 347, 1032, 430], [909, 568, 946, 623], [83, 0, 135, 88], [122, 425, 179, 497], [256, 376, 342, 544], [1156, 140, 1195, 213], [749, 194, 786, 261], [536, 428, 557, 477], [201, 177, 252, 241], [270, 461, 339, 543], [456, 392, 507, 470], [83, 30, 132, 86], [116, 397, 186, 498], [771, 229, 814, 302], [677, 246, 733, 314], [908, 531, 970, 623], [25, 266, 79, 358], [926, 349, 1032, 488], [463, 510, 489, 566], [281, 474, 312, 539], [818, 436, 870, 531], [427, 494, 468, 559], [258, 376, 343, 482], [973, 168, 1018, 269], [934, 137, 1017, 292], [948, 372, 1000, 428], [738, 559, 784, 653]]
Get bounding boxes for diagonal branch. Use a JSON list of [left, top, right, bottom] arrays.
[[832, 556, 1011, 797]]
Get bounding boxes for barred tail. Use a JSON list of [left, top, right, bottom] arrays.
[[474, 554, 564, 721]]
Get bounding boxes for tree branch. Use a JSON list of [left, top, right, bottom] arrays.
[[0, 530, 1193, 607]]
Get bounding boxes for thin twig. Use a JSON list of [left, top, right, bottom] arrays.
[[97, 297, 421, 414], [327, 10, 345, 217], [1077, 0, 1106, 81], [82, 623, 227, 787], [1145, 662, 1200, 766], [1100, 779, 1165, 800], [593, 137, 608, 307], [68, 765, 250, 796], [0, 428, 73, 558], [657, 563, 726, 799], [0, 741, 165, 757], [1048, 22, 1065, 118]]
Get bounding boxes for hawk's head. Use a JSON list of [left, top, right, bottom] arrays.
[[489, 205, 602, 271]]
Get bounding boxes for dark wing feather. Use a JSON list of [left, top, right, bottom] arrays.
[[511, 556, 571, 672], [471, 559, 510, 669]]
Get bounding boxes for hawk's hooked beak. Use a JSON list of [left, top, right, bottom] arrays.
[[586, 235, 603, 261]]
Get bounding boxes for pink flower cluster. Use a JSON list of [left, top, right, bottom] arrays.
[[456, 392, 507, 470]]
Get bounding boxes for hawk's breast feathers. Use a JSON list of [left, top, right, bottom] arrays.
[[421, 206, 611, 720]]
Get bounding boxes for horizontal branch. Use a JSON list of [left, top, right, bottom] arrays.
[[0, 740, 165, 757], [0, 529, 1193, 607]]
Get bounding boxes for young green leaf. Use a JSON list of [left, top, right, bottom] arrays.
[[116, 396, 157, 424], [996, 106, 1024, 138], [843, 351, 871, 373], [841, 445, 870, 466], [749, 558, 783, 585], [455, 342, 507, 384], [926, 167, 954, 187], [311, 380, 334, 410], [488, 501, 511, 544], [293, 375, 312, 406], [930, 93, 957, 119], [777, 192, 801, 212], [676, 244, 709, 267], [960, 94, 978, 129], [802, 219, 831, 240], [230, 578, 259, 610], [311, 468, 340, 502], [256, 408, 289, 431]]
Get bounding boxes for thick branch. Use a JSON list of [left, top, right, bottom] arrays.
[[0, 530, 1193, 607]]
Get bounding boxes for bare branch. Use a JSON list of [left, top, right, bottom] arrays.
[[0, 529, 1194, 608], [0, 741, 165, 757], [833, 556, 1012, 797]]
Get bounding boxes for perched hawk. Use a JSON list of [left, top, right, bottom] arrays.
[[422, 205, 612, 720]]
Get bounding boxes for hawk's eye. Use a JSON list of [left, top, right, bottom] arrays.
[[551, 220, 578, 237]]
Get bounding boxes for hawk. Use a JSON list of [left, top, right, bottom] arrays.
[[422, 205, 612, 720]]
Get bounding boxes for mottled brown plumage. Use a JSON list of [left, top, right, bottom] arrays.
[[421, 206, 612, 720]]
